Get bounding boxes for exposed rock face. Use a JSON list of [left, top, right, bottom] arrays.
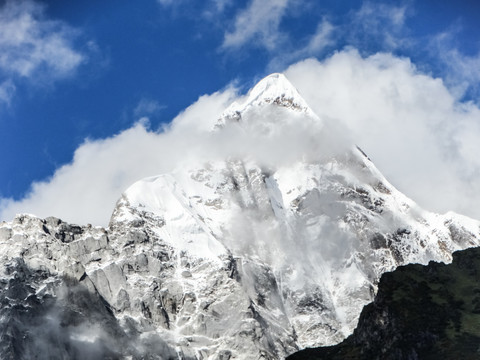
[[287, 246, 480, 360], [1, 74, 479, 359], [0, 216, 179, 360]]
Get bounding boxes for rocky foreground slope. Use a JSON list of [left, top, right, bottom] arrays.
[[288, 246, 480, 359], [1, 74, 479, 359]]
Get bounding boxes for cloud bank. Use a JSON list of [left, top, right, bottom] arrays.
[[2, 49, 480, 226], [0, 89, 238, 226], [286, 49, 480, 218]]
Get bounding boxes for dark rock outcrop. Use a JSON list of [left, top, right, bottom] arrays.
[[288, 246, 480, 359]]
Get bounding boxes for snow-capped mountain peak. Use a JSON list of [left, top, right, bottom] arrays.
[[240, 73, 310, 110], [218, 73, 318, 127]]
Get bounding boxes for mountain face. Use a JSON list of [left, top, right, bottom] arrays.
[[1, 73, 479, 359], [287, 246, 480, 360]]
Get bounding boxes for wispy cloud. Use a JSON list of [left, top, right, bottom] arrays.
[[355, 1, 408, 29], [133, 98, 166, 119], [154, 0, 480, 103], [303, 19, 336, 55], [156, 0, 177, 6], [221, 1, 410, 54], [0, 80, 15, 106], [346, 3, 480, 102], [268, 17, 336, 70], [0, 0, 87, 105], [222, 0, 293, 51], [202, 0, 233, 20], [211, 0, 232, 13], [348, 2, 410, 51], [428, 26, 480, 100]]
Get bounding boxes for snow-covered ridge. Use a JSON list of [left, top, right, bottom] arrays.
[[218, 73, 319, 127]]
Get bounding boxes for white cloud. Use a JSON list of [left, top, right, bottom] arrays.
[[211, 0, 232, 13], [304, 19, 335, 55], [133, 98, 166, 118], [0, 0, 86, 105], [349, 2, 410, 50], [222, 0, 292, 51], [268, 18, 336, 70], [0, 79, 15, 105], [355, 1, 407, 28], [156, 0, 176, 6], [285, 49, 480, 218], [0, 88, 239, 226], [3, 49, 480, 226], [0, 0, 84, 78], [0, 80, 339, 226], [428, 28, 480, 100], [202, 0, 233, 19]]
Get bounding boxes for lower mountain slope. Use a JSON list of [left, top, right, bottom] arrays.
[[287, 246, 480, 360]]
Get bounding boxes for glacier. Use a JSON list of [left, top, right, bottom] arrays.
[[0, 73, 479, 359]]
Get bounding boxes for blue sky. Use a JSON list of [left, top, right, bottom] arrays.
[[1, 0, 480, 225]]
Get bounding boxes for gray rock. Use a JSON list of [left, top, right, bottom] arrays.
[[0, 227, 12, 241]]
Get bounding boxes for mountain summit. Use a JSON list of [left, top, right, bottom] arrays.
[[217, 73, 318, 129], [1, 73, 479, 359], [227, 73, 313, 112]]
